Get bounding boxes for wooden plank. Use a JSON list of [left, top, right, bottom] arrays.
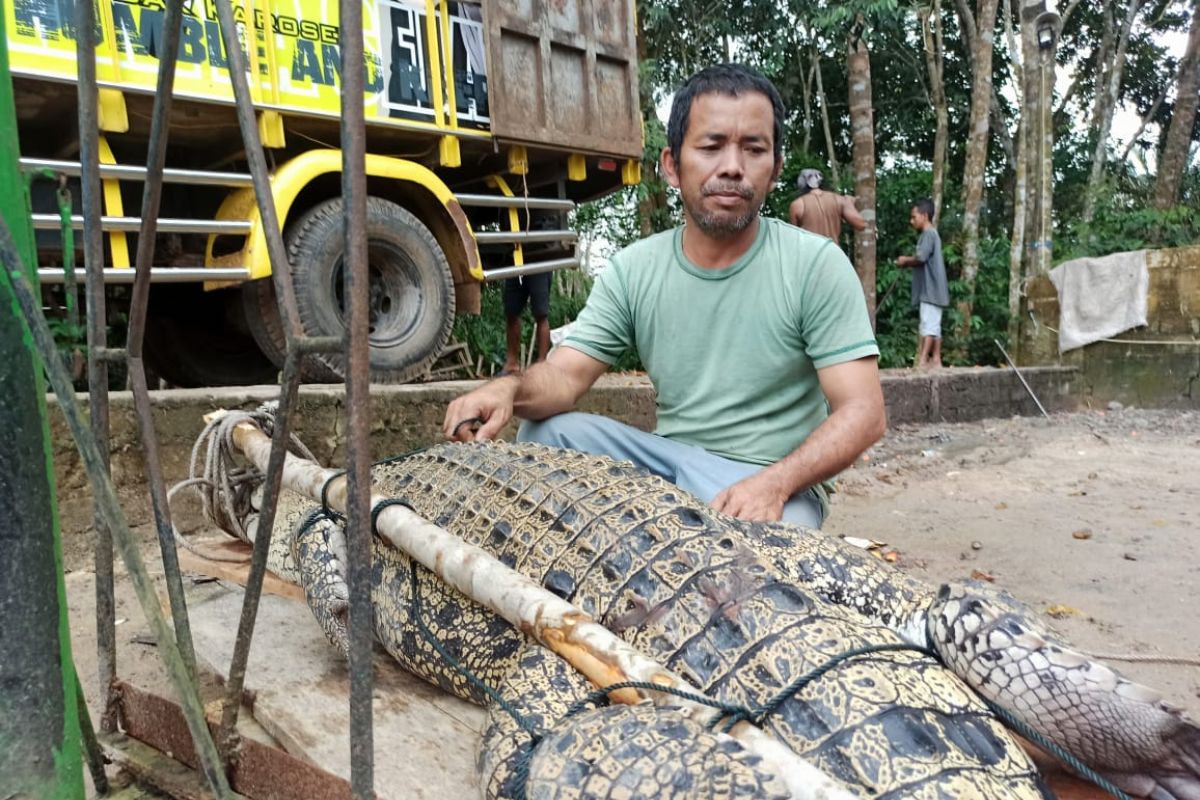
[[176, 539, 305, 602], [186, 583, 486, 800]]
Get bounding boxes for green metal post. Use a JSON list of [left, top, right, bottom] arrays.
[[0, 8, 86, 799]]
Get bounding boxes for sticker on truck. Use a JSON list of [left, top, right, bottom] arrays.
[[5, 0, 489, 132]]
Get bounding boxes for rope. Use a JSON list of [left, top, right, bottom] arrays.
[[1038, 318, 1200, 347], [713, 643, 932, 733], [1076, 651, 1200, 667], [980, 698, 1133, 800], [401, 556, 541, 736], [166, 403, 316, 562]]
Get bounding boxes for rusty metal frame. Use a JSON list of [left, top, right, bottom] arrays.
[[9, 0, 379, 795]]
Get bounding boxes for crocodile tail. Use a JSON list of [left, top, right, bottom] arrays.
[[928, 580, 1200, 799]]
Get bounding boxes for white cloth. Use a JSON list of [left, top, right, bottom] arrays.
[[1048, 250, 1149, 352], [919, 302, 943, 338]]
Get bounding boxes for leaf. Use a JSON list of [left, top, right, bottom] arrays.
[[1045, 604, 1083, 619]]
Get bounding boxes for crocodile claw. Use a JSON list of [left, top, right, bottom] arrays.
[[292, 512, 351, 658]]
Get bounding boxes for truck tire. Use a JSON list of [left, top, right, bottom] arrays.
[[143, 284, 279, 387], [281, 197, 454, 383], [241, 276, 342, 383]]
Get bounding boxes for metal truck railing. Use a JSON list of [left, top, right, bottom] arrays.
[[21, 159, 581, 285]]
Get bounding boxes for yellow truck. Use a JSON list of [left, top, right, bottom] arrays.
[[5, 0, 643, 384]]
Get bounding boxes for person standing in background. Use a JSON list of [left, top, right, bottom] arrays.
[[499, 273, 552, 375], [788, 168, 866, 246], [895, 198, 949, 370]]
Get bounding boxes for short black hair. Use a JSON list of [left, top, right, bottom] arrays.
[[913, 198, 936, 221], [667, 64, 786, 165]]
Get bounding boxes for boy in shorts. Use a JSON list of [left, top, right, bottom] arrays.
[[896, 198, 949, 370]]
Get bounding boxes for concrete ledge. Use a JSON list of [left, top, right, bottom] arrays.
[[881, 365, 1077, 424], [49, 367, 1075, 569]]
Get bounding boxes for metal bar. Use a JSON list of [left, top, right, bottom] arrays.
[[124, 0, 203, 702], [482, 257, 580, 282], [20, 158, 256, 187], [94, 346, 128, 363], [995, 338, 1050, 418], [74, 0, 119, 735], [214, 352, 303, 764], [74, 667, 110, 795], [211, 0, 306, 763], [0, 239, 234, 798], [32, 214, 251, 234], [55, 183, 81, 371], [212, 0, 302, 339], [294, 335, 344, 355], [454, 193, 575, 210], [474, 230, 578, 245], [0, 16, 85, 788], [38, 267, 252, 284], [340, 0, 376, 789]]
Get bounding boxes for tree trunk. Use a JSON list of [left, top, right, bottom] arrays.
[[1017, 0, 1059, 363], [1020, 0, 1054, 279], [1083, 0, 1143, 224], [920, 1, 949, 223], [801, 44, 816, 155], [955, 0, 1012, 170], [848, 23, 878, 324], [958, 0, 1001, 343], [1119, 82, 1170, 163], [635, 22, 669, 237], [815, 49, 841, 186], [1004, 0, 1027, 341], [1153, 0, 1200, 209]]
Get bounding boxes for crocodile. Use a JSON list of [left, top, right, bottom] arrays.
[[242, 440, 1198, 799]]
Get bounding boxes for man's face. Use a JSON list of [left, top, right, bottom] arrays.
[[662, 91, 781, 239], [910, 207, 928, 230]]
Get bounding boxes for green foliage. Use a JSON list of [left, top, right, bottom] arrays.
[[615, 0, 1200, 373], [451, 272, 645, 375], [1057, 177, 1200, 260]]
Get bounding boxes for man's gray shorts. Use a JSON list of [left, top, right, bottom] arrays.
[[517, 412, 825, 528]]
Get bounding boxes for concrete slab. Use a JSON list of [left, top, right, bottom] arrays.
[[187, 584, 485, 799]]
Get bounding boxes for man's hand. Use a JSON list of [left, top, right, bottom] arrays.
[[443, 376, 520, 442], [711, 470, 791, 522]]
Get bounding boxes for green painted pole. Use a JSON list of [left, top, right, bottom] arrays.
[[0, 7, 86, 799]]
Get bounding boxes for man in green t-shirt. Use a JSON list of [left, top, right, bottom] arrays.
[[444, 64, 885, 527]]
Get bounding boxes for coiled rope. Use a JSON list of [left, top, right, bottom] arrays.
[[167, 404, 315, 562]]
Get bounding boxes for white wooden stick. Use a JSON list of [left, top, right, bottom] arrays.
[[212, 410, 855, 800]]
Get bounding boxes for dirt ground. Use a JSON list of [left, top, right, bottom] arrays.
[[826, 406, 1200, 719], [66, 406, 1200, 789]]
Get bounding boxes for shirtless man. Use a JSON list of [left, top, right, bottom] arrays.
[[788, 168, 866, 246]]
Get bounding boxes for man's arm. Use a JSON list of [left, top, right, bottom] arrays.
[[711, 357, 886, 521], [840, 196, 868, 232], [788, 197, 804, 227], [443, 345, 609, 442], [899, 229, 934, 268]]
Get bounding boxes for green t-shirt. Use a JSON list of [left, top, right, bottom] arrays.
[[564, 217, 879, 466]]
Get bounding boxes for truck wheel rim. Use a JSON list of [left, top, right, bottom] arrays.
[[332, 240, 426, 348]]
